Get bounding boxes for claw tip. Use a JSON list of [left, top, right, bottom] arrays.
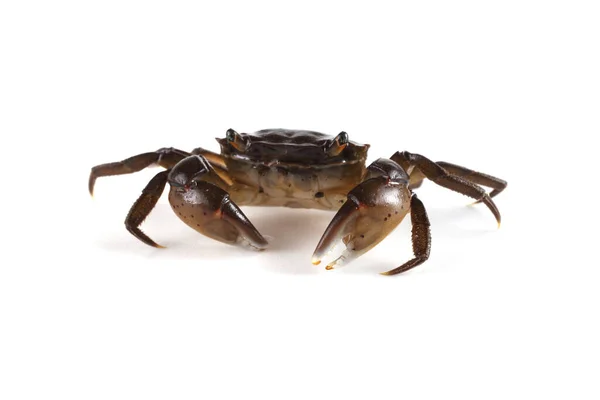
[[311, 257, 321, 266], [325, 265, 334, 270]]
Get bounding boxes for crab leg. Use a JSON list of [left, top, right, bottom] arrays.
[[89, 148, 190, 196], [391, 151, 502, 226], [380, 194, 431, 275], [436, 161, 507, 202], [124, 170, 170, 248], [191, 147, 228, 170]]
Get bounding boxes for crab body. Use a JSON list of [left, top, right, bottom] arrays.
[[90, 128, 506, 275], [215, 129, 369, 210]]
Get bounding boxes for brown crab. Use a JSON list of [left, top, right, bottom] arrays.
[[89, 129, 506, 275]]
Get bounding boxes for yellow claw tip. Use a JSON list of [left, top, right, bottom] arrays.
[[312, 259, 321, 266], [325, 265, 334, 270]]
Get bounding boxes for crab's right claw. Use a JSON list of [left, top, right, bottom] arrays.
[[312, 170, 412, 270]]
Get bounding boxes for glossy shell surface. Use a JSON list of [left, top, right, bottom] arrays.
[[217, 128, 369, 165], [217, 129, 370, 210]]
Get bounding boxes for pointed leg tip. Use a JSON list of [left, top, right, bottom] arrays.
[[325, 265, 334, 270], [88, 177, 96, 197], [311, 257, 321, 266], [381, 269, 403, 276], [128, 228, 166, 249], [494, 214, 501, 228], [145, 241, 166, 249]]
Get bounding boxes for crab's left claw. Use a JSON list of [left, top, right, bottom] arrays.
[[168, 155, 269, 250], [169, 182, 269, 250], [312, 159, 412, 270]]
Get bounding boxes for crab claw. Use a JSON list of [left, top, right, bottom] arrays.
[[168, 181, 268, 250], [168, 156, 268, 250], [312, 174, 411, 270]]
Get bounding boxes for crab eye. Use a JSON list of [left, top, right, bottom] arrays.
[[225, 129, 248, 152], [226, 128, 237, 142], [326, 131, 349, 157]]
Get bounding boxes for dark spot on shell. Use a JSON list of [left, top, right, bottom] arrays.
[[178, 212, 182, 216], [258, 187, 264, 193], [388, 213, 392, 217], [315, 192, 324, 198], [360, 234, 365, 238], [339, 200, 344, 203], [203, 212, 207, 216], [384, 217, 388, 221], [191, 215, 194, 218], [196, 224, 200, 227], [395, 211, 398, 214]]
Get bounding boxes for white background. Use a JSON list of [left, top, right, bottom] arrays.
[[1, 1, 599, 399]]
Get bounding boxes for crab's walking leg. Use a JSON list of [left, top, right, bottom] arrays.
[[124, 170, 170, 248], [436, 161, 507, 202], [391, 151, 502, 226], [191, 147, 228, 169], [189, 146, 235, 185], [167, 155, 268, 250], [381, 194, 431, 276], [89, 148, 190, 196], [407, 160, 506, 201]]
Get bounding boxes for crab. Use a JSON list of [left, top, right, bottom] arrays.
[[89, 128, 506, 275]]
